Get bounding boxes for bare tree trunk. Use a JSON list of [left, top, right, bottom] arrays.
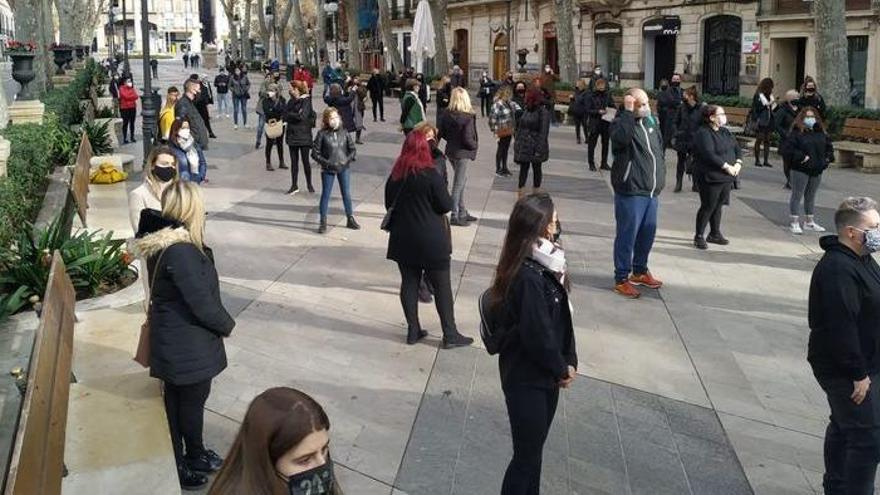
[[14, 0, 54, 93], [219, 0, 239, 58], [276, 0, 293, 62], [290, 0, 308, 64], [553, 0, 577, 83], [243, 0, 253, 60], [54, 0, 78, 43], [343, 0, 360, 71], [813, 0, 850, 107], [377, 0, 402, 71], [316, 0, 328, 63], [255, 0, 270, 58], [429, 0, 448, 76], [81, 0, 108, 45]]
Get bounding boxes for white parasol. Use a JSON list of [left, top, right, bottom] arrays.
[[411, 0, 436, 74]]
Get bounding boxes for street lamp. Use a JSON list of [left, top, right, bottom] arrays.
[[506, 0, 512, 76], [140, 0, 157, 161], [323, 0, 339, 62], [122, 0, 130, 76]]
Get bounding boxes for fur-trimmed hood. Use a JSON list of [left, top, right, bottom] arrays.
[[132, 208, 193, 259]]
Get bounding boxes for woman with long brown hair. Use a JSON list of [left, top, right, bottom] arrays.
[[208, 387, 343, 495], [751, 77, 776, 168], [385, 131, 473, 348], [489, 193, 577, 493]]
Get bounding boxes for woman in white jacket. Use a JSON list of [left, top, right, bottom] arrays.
[[128, 146, 179, 306]]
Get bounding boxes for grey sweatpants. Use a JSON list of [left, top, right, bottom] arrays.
[[789, 170, 822, 216]]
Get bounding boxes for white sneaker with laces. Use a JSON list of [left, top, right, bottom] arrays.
[[803, 222, 826, 232], [790, 222, 803, 235]]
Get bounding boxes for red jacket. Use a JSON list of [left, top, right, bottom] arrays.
[[294, 68, 314, 90], [118, 85, 139, 110]]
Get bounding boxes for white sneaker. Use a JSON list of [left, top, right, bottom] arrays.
[[233, 124, 238, 130], [790, 222, 803, 235], [804, 222, 826, 232]]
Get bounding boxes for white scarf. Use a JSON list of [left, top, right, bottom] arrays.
[[177, 135, 199, 175], [531, 238, 566, 278]]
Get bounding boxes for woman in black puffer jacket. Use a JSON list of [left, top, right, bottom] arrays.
[[692, 105, 742, 250], [323, 83, 357, 135], [284, 81, 316, 194], [514, 88, 552, 197], [133, 181, 235, 492], [780, 106, 835, 235]]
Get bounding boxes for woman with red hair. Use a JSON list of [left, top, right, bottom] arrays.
[[384, 132, 474, 349], [513, 88, 552, 197]]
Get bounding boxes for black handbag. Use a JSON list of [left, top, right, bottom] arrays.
[[381, 176, 407, 232]]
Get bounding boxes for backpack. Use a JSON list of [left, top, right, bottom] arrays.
[[478, 288, 508, 355]]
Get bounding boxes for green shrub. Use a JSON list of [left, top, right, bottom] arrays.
[[43, 87, 84, 126], [81, 120, 113, 155], [0, 216, 135, 302], [0, 286, 29, 323], [703, 94, 752, 108]]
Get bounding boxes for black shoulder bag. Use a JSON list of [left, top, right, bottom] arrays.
[[381, 176, 408, 232]]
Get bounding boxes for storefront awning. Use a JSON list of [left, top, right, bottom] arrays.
[[643, 16, 680, 36]]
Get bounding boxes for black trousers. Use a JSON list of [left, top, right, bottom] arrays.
[[695, 181, 731, 238], [783, 156, 792, 185], [501, 384, 560, 494], [196, 103, 214, 136], [496, 136, 512, 173], [121, 108, 136, 140], [574, 116, 587, 142], [397, 263, 457, 337], [265, 136, 284, 165], [480, 96, 492, 117], [818, 374, 880, 495], [164, 379, 212, 467], [289, 145, 313, 189], [676, 150, 690, 186], [517, 161, 543, 189], [754, 128, 772, 165], [372, 95, 384, 120], [588, 122, 610, 167]]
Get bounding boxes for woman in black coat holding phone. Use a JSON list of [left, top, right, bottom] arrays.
[[692, 105, 742, 250], [133, 181, 235, 491], [385, 131, 474, 349], [489, 193, 577, 494]]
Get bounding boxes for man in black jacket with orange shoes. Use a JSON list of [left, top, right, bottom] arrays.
[[808, 196, 880, 495]]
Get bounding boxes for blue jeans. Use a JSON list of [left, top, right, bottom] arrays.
[[818, 374, 880, 495], [216, 92, 230, 116], [319, 169, 353, 220], [255, 114, 265, 145], [613, 194, 658, 283], [232, 96, 247, 125]]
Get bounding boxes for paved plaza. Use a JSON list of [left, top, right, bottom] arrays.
[[117, 61, 880, 494]]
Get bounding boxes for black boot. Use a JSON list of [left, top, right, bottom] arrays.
[[406, 327, 428, 345], [442, 332, 474, 349], [694, 235, 708, 250], [588, 163, 597, 171], [318, 218, 327, 234], [266, 163, 274, 171], [178, 465, 208, 491], [185, 449, 224, 473], [674, 180, 682, 193], [346, 216, 360, 230]]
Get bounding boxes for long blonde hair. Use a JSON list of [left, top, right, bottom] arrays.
[[161, 181, 206, 250], [495, 86, 512, 103], [448, 87, 474, 114]]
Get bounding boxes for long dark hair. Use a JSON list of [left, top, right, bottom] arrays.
[[489, 193, 556, 308], [208, 387, 343, 495], [792, 106, 825, 133], [757, 78, 774, 97]]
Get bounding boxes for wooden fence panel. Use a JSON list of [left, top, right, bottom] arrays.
[[71, 132, 92, 227]]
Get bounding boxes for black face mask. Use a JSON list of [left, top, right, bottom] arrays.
[[660, 84, 668, 91], [153, 166, 176, 182], [279, 459, 335, 495], [671, 81, 680, 88], [552, 220, 562, 244]]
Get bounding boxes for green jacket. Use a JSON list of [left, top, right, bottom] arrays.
[[400, 92, 424, 130]]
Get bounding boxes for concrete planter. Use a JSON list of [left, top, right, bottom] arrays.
[[79, 99, 95, 123], [94, 97, 115, 117], [94, 117, 123, 149]]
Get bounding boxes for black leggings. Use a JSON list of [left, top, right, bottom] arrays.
[[696, 181, 732, 238], [754, 128, 772, 165], [574, 116, 587, 142], [496, 136, 512, 173], [501, 385, 559, 494], [196, 103, 214, 136], [121, 108, 136, 140], [289, 145, 313, 189], [588, 122, 610, 167], [676, 150, 690, 185], [397, 263, 457, 337], [265, 136, 284, 165], [480, 96, 492, 117], [517, 161, 543, 189], [164, 379, 212, 467]]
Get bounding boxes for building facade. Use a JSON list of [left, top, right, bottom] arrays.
[[431, 0, 878, 108], [94, 0, 204, 56]]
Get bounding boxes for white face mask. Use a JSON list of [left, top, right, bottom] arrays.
[[268, 91, 276, 98], [637, 105, 651, 119], [126, 81, 134, 87], [178, 128, 192, 140], [715, 114, 728, 127], [329, 117, 341, 130]]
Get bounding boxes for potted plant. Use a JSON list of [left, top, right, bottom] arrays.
[[5, 40, 38, 100], [75, 45, 86, 61], [51, 42, 74, 75]]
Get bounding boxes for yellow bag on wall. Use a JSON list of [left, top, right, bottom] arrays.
[[90, 162, 128, 184]]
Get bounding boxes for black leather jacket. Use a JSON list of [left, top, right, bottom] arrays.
[[311, 128, 356, 173]]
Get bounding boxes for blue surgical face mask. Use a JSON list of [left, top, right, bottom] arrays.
[[804, 117, 817, 129]]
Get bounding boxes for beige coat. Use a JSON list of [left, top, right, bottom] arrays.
[[128, 182, 163, 310]]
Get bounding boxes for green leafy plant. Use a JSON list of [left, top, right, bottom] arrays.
[[63, 231, 133, 297], [95, 84, 107, 97], [81, 120, 113, 155], [94, 106, 115, 119], [0, 286, 29, 323]]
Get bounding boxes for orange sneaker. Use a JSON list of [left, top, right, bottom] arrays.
[[630, 271, 663, 289], [614, 280, 641, 299]]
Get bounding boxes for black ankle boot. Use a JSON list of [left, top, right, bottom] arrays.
[[442, 332, 474, 349], [406, 328, 428, 345], [178, 465, 208, 491], [346, 216, 360, 230]]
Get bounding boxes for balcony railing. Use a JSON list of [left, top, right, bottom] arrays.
[[769, 0, 871, 16]]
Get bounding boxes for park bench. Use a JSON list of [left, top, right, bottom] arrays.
[[834, 118, 880, 173]]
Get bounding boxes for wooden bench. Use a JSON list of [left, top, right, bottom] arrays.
[[4, 253, 76, 495], [834, 118, 880, 173]]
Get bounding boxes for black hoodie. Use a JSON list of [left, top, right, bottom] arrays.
[[808, 235, 880, 381]]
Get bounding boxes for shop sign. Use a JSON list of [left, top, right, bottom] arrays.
[[643, 16, 680, 36], [595, 24, 622, 35], [742, 31, 760, 54]]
